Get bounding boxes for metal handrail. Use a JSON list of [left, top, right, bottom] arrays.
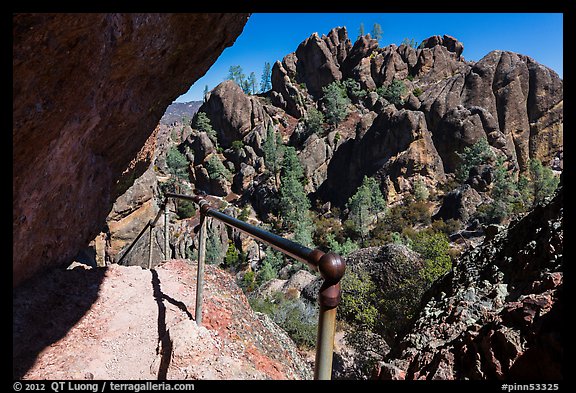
[[118, 190, 346, 380]]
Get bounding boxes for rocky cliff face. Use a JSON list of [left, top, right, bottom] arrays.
[[13, 259, 311, 379], [377, 187, 563, 380], [13, 13, 249, 287], [194, 27, 561, 213]]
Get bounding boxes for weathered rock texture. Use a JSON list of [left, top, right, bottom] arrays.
[[13, 259, 311, 380], [13, 13, 249, 287], [196, 27, 561, 213], [378, 187, 563, 380]]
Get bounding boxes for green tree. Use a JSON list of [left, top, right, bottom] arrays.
[[263, 124, 284, 188], [205, 155, 232, 182], [401, 37, 417, 48], [347, 176, 386, 244], [228, 65, 247, 92], [519, 158, 560, 208], [371, 23, 383, 42], [205, 227, 224, 265], [325, 233, 359, 257], [322, 81, 350, 126], [455, 136, 495, 182], [165, 146, 189, 179], [260, 62, 272, 93], [248, 72, 258, 95], [224, 241, 241, 268], [203, 85, 209, 102], [304, 107, 324, 136], [279, 147, 314, 246], [194, 112, 218, 145], [256, 260, 277, 285], [358, 22, 365, 38]]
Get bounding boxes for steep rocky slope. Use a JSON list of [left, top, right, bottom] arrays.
[[192, 27, 561, 212], [377, 186, 563, 380], [13, 259, 311, 380], [13, 13, 249, 287]]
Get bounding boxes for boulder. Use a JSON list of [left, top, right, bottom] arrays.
[[199, 80, 273, 148], [433, 184, 482, 223]]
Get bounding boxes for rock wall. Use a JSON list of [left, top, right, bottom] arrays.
[[378, 187, 563, 379], [13, 13, 249, 287], [197, 27, 562, 212]]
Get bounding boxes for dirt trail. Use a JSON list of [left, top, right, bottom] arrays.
[[13, 260, 311, 380]]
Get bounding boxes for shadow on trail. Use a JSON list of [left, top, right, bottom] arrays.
[[151, 269, 193, 380], [13, 266, 106, 379]]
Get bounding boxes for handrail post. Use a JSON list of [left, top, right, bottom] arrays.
[[315, 304, 338, 379], [312, 252, 346, 380], [195, 202, 209, 326], [164, 201, 170, 260], [148, 220, 154, 270]]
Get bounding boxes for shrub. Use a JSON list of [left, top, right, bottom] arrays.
[[313, 215, 344, 249], [325, 233, 359, 257], [413, 87, 423, 97], [249, 293, 318, 349], [431, 218, 462, 236], [413, 179, 429, 202], [519, 158, 560, 208], [340, 270, 379, 330], [334, 132, 341, 144], [377, 79, 406, 106], [238, 206, 251, 222], [176, 199, 196, 219], [410, 231, 452, 283], [231, 140, 244, 151]]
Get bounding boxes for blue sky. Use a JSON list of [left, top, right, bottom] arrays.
[[175, 13, 563, 102]]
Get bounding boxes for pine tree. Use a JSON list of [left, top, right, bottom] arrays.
[[371, 23, 383, 42], [228, 65, 250, 94], [279, 147, 314, 246], [347, 176, 386, 244], [322, 81, 350, 126], [203, 85, 209, 102], [455, 137, 495, 182], [358, 22, 365, 38], [194, 112, 218, 146], [263, 124, 284, 188], [248, 72, 258, 95], [304, 107, 325, 136], [260, 62, 272, 93]]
